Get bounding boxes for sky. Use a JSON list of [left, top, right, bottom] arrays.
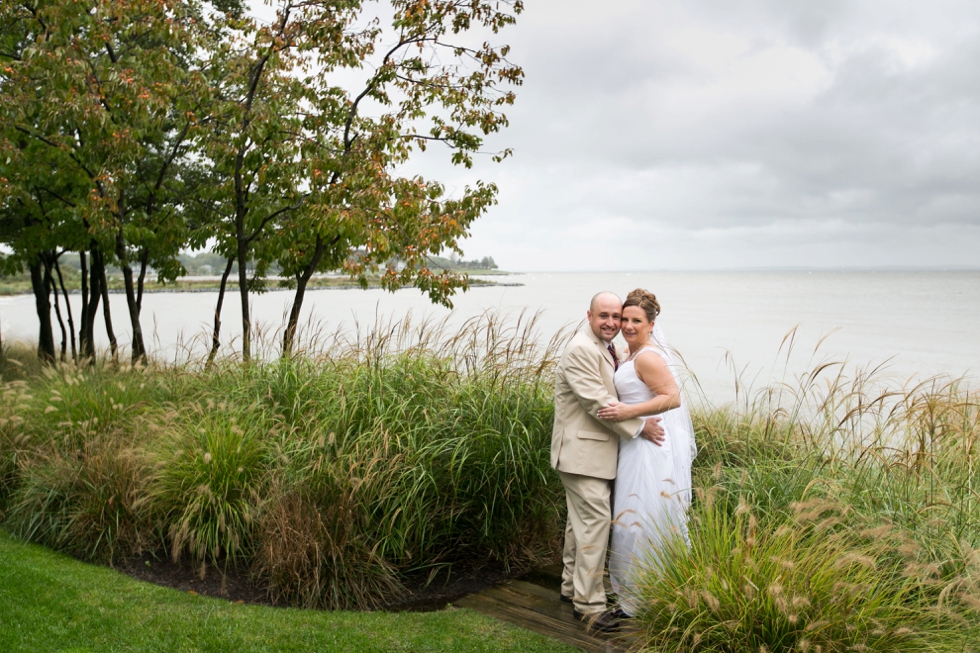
[[259, 0, 980, 271]]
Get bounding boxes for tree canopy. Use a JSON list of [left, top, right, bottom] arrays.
[[0, 0, 523, 362]]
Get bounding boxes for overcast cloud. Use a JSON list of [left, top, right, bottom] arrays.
[[251, 1, 980, 270], [390, 0, 980, 270]]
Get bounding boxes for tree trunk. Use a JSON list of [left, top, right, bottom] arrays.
[[79, 250, 90, 358], [29, 256, 56, 364], [207, 257, 235, 368], [283, 235, 326, 357], [236, 236, 251, 361], [54, 257, 77, 361], [100, 264, 118, 362], [136, 247, 148, 315], [79, 245, 104, 362], [46, 259, 68, 362], [116, 228, 146, 363]]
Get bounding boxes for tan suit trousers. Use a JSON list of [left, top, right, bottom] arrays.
[[559, 470, 611, 614]]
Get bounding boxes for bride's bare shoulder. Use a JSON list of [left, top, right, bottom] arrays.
[[633, 347, 669, 374]]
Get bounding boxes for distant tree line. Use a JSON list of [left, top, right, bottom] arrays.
[[429, 255, 498, 271], [2, 251, 236, 279], [0, 0, 523, 364]]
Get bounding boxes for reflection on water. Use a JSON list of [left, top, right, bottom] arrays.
[[3, 271, 979, 403]]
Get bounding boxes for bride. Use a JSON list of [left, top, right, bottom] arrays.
[[597, 288, 696, 617]]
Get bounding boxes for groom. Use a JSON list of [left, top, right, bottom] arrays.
[[551, 291, 665, 632]]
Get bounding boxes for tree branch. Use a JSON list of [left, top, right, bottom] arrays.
[[35, 185, 78, 208], [245, 197, 308, 244], [13, 126, 98, 180]]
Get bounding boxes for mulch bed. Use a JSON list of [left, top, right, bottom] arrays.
[[115, 552, 270, 606], [112, 552, 541, 612]]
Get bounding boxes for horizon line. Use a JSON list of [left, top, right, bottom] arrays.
[[496, 266, 980, 274]]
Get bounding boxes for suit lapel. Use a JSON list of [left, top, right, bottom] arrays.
[[585, 328, 615, 369], [599, 342, 615, 369]]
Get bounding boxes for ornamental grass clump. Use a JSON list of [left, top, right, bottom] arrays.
[[170, 312, 566, 575], [0, 363, 159, 561], [0, 342, 44, 382], [629, 347, 980, 652], [251, 413, 415, 609], [253, 472, 403, 610], [629, 487, 976, 653], [692, 363, 980, 573], [9, 361, 164, 453], [150, 404, 270, 574], [0, 380, 32, 514], [3, 433, 152, 563]]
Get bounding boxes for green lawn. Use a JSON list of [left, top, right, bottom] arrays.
[[0, 531, 575, 653]]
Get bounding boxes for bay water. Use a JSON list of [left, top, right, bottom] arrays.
[[2, 270, 978, 404]]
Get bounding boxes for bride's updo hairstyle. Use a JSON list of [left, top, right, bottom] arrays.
[[623, 288, 660, 323]]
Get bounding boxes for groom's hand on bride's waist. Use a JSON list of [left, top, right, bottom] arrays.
[[639, 417, 665, 446]]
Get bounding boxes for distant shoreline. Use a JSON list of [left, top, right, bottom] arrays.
[[0, 273, 523, 297]]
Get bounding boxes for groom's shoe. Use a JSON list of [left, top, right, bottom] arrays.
[[559, 594, 572, 604], [572, 608, 620, 634]]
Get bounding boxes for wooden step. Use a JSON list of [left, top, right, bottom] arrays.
[[454, 578, 632, 653]]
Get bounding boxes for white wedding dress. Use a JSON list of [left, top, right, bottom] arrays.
[[609, 326, 696, 616]]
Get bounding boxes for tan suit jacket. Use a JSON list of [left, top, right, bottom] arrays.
[[551, 327, 644, 480]]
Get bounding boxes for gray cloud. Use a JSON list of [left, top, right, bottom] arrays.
[[384, 0, 980, 268]]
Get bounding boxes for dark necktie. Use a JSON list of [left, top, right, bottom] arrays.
[[607, 344, 619, 371]]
